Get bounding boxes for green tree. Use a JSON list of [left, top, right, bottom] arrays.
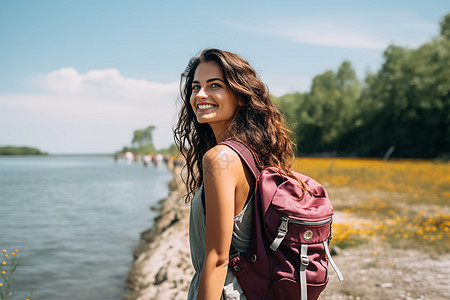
[[440, 13, 450, 38], [273, 92, 306, 147], [131, 125, 156, 154], [358, 14, 450, 157], [292, 61, 361, 154]]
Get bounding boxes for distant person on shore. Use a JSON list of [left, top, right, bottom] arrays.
[[142, 154, 151, 167], [125, 152, 134, 165], [174, 49, 302, 299]]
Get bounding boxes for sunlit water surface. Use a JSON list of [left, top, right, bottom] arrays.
[[0, 156, 173, 299]]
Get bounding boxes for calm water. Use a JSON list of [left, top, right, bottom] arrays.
[[0, 155, 173, 299]]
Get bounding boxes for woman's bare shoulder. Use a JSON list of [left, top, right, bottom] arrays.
[[202, 145, 242, 176]]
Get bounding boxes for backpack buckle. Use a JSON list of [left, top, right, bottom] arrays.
[[270, 217, 289, 251], [229, 242, 240, 259], [279, 216, 289, 233], [300, 254, 309, 266]]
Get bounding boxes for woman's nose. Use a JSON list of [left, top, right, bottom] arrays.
[[197, 88, 207, 99]]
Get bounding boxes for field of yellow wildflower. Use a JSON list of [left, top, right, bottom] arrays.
[[293, 158, 450, 253]]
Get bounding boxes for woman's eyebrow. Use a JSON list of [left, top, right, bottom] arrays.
[[206, 78, 225, 83], [192, 78, 225, 84]]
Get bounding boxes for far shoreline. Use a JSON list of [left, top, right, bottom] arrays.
[[0, 153, 113, 157], [0, 145, 48, 156]]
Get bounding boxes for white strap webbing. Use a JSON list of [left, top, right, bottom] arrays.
[[270, 217, 289, 251], [323, 241, 344, 281], [300, 244, 309, 300], [270, 230, 286, 251]]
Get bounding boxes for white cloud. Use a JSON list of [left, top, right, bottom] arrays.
[[0, 68, 180, 153], [232, 11, 437, 50], [37, 67, 177, 101], [252, 21, 386, 50]]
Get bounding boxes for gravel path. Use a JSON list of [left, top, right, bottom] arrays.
[[323, 243, 450, 300]]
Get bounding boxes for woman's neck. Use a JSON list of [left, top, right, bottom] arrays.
[[214, 131, 228, 144], [210, 124, 230, 144]]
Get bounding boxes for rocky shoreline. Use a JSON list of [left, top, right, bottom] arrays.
[[123, 165, 193, 300]]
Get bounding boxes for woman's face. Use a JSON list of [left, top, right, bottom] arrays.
[[190, 61, 241, 134]]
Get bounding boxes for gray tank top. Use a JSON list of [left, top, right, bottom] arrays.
[[187, 184, 253, 300]]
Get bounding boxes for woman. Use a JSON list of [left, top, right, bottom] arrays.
[[174, 49, 305, 299]]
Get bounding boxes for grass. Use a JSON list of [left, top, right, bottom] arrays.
[[293, 158, 450, 253]]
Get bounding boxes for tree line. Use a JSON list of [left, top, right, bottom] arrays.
[[274, 13, 449, 158], [0, 146, 48, 155]]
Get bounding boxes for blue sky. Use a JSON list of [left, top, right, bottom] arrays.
[[1, 0, 448, 153]]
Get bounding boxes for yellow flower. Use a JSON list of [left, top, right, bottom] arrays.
[[4, 254, 7, 258], [11, 253, 15, 256], [2, 250, 5, 253], [14, 249, 18, 253], [0, 282, 3, 287], [1, 271, 4, 275], [1, 261, 6, 265]]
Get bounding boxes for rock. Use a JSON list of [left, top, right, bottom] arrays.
[[123, 166, 193, 300], [154, 267, 168, 285]]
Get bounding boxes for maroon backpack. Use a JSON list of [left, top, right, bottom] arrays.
[[220, 140, 344, 300]]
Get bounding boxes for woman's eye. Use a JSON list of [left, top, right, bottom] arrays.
[[211, 83, 221, 88], [192, 85, 200, 91]]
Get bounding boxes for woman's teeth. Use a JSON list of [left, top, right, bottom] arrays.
[[198, 104, 216, 110]]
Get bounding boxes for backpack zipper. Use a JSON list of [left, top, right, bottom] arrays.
[[280, 215, 332, 229]]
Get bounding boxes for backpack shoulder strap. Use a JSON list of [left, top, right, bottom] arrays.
[[219, 139, 261, 179]]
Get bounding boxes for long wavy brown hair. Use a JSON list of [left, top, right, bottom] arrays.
[[174, 48, 306, 202]]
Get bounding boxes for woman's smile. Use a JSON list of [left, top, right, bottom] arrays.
[[197, 102, 219, 112]]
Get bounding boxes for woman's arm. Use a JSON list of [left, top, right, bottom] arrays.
[[197, 145, 243, 300]]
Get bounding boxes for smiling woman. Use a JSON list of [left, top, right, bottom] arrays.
[[174, 49, 305, 300]]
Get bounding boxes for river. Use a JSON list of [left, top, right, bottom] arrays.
[[0, 155, 172, 299]]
